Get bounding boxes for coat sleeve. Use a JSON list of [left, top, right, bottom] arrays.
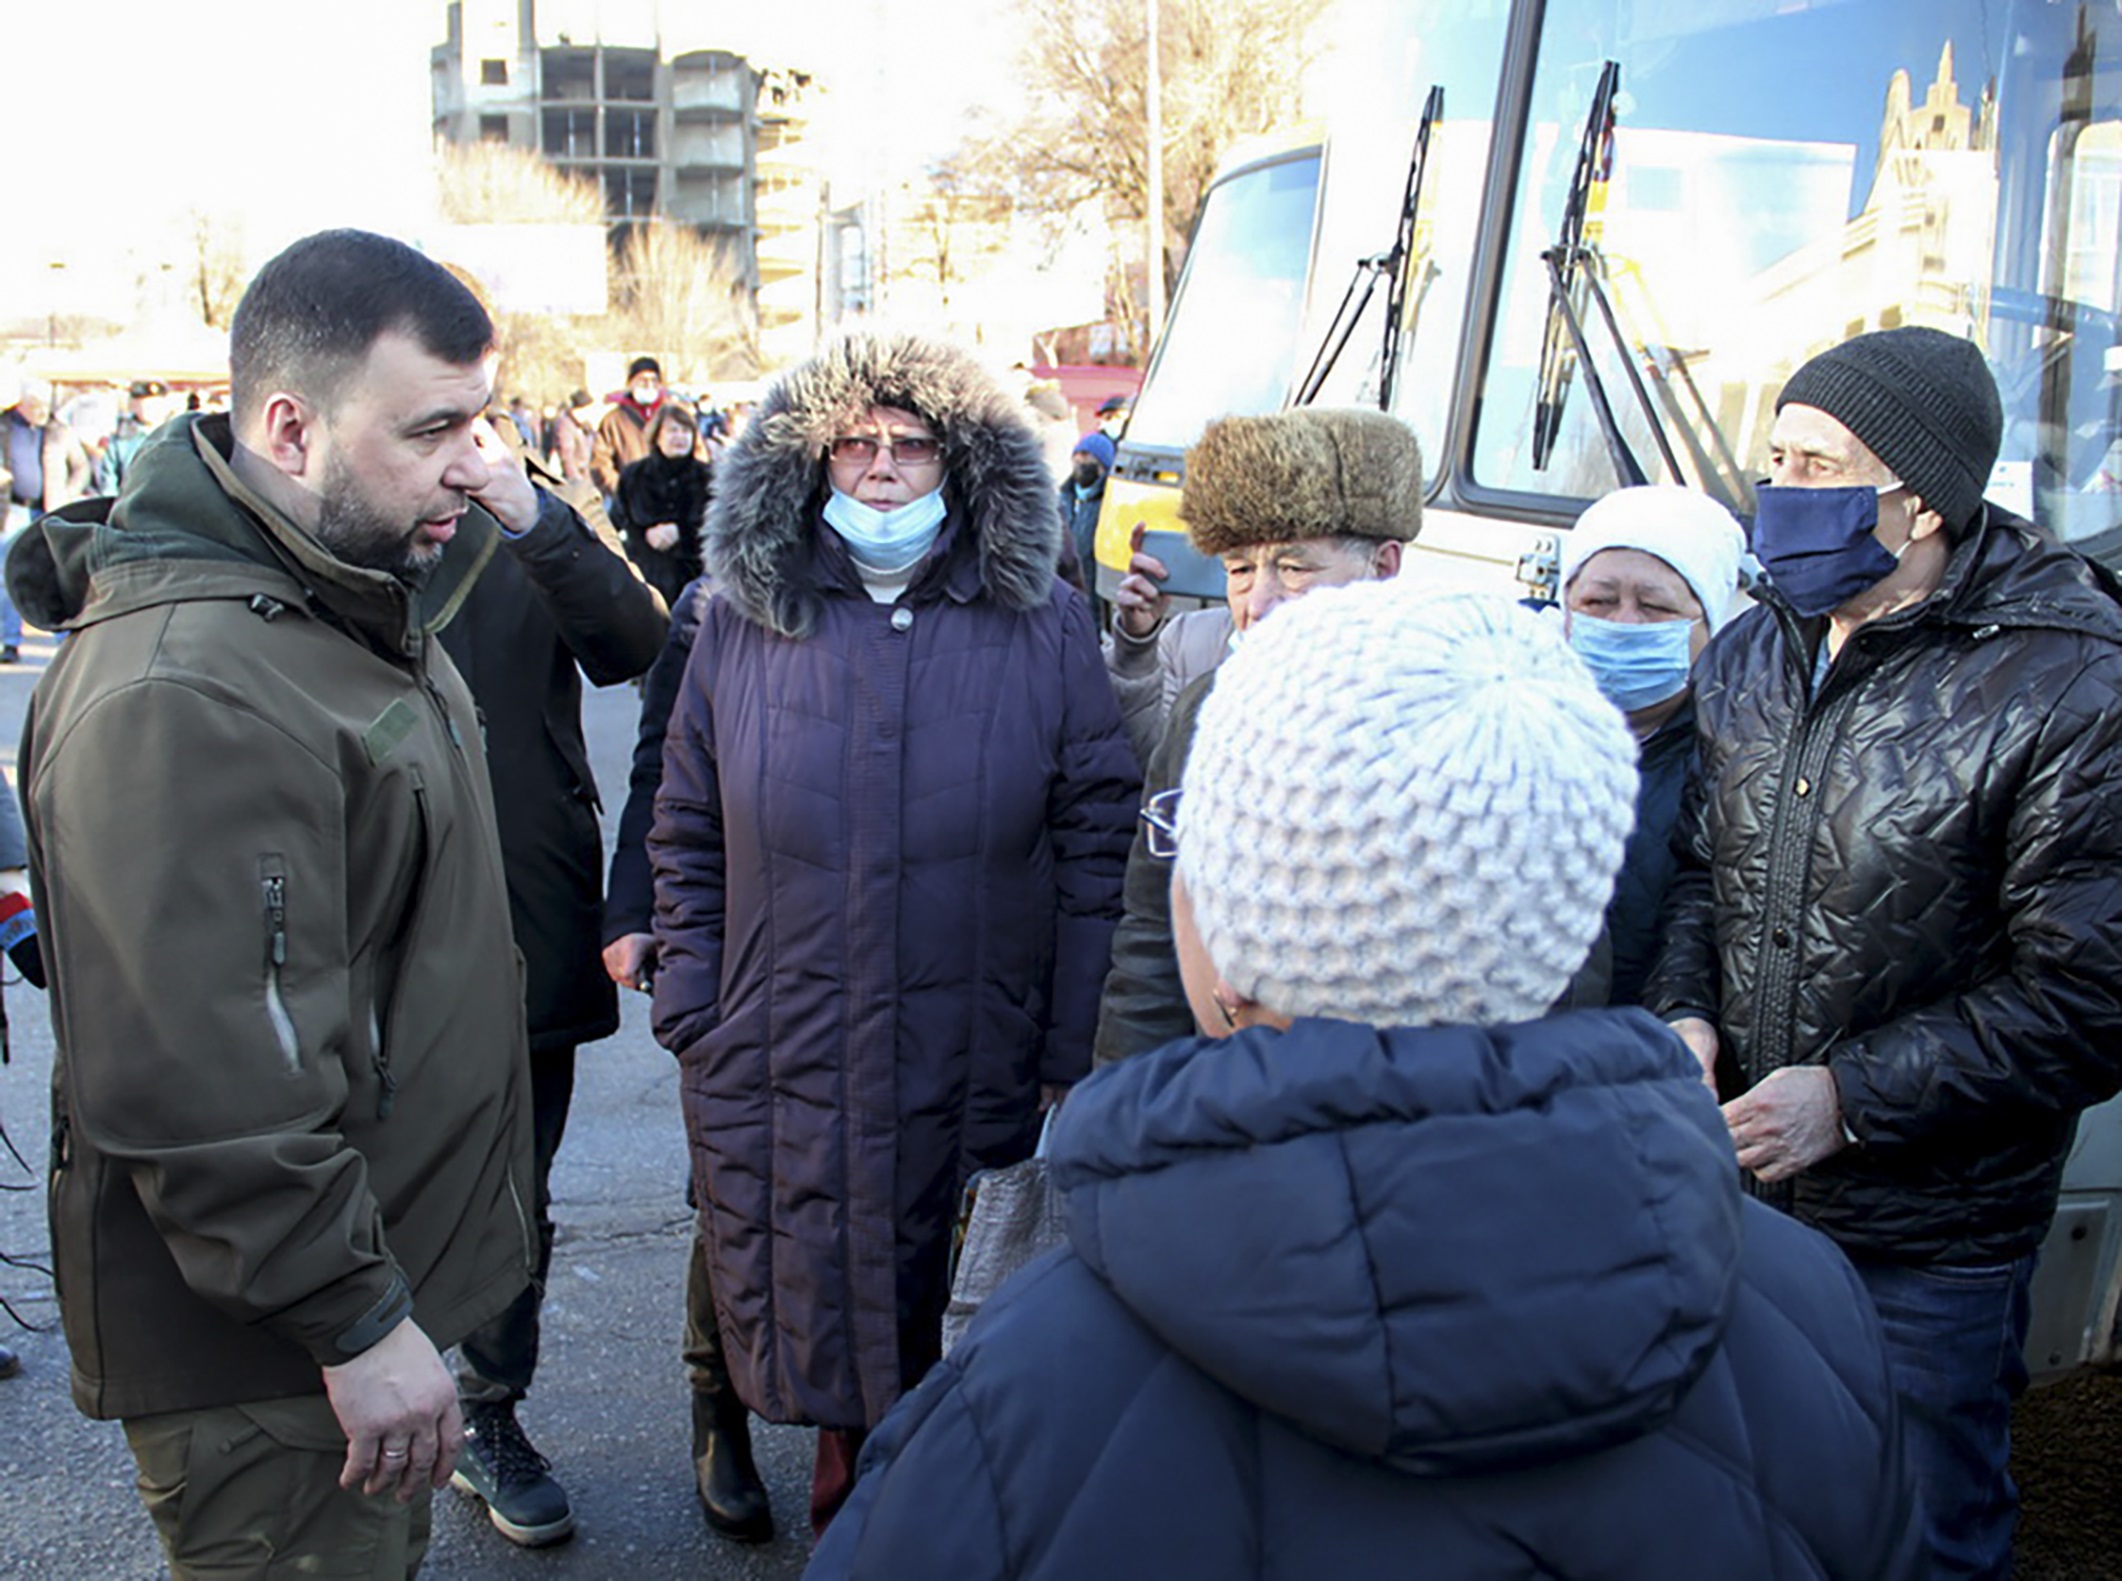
[[1103, 617, 1165, 770], [1092, 675, 1207, 1066], [591, 411, 626, 499], [1832, 654, 2122, 1149], [28, 680, 412, 1364], [500, 488, 669, 686], [1042, 591, 1142, 1085], [647, 616, 729, 1056], [604, 579, 707, 944]]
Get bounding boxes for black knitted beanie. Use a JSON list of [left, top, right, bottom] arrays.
[[1777, 326, 2002, 531]]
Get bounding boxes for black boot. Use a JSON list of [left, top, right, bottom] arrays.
[[692, 1389, 773, 1542]]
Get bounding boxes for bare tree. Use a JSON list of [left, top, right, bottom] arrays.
[[611, 222, 760, 383], [430, 143, 612, 402], [187, 211, 249, 331], [959, 0, 1326, 355], [435, 140, 607, 227], [896, 157, 1015, 317], [429, 142, 757, 392]]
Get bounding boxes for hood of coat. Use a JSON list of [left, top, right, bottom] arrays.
[[1048, 1010, 1742, 1476], [705, 332, 1059, 638], [4, 413, 496, 656]]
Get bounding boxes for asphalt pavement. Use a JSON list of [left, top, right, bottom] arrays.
[[4, 619, 2122, 1577], [0, 633, 813, 1579]]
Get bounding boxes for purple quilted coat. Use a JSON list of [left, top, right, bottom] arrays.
[[648, 333, 1140, 1429]]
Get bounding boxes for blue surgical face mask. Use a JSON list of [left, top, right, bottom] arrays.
[[1751, 483, 1903, 618], [823, 487, 948, 575], [1567, 612, 1697, 712]]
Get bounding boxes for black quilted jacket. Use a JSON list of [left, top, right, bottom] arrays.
[[1645, 505, 2122, 1263]]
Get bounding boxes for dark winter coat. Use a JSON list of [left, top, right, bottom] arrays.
[[8, 416, 534, 1419], [648, 333, 1141, 1430], [1093, 668, 1211, 1065], [438, 482, 667, 1055], [1567, 696, 1697, 1009], [603, 576, 708, 948], [1645, 506, 2122, 1264], [611, 450, 710, 607], [1608, 698, 1695, 1003], [1056, 475, 1103, 588], [808, 1013, 1923, 1581]]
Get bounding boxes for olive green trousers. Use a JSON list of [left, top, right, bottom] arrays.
[[122, 1394, 431, 1579]]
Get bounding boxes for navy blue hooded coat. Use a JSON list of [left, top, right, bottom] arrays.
[[807, 1012, 1922, 1580], [649, 334, 1140, 1432]]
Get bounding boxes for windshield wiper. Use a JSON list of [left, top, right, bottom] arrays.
[[1525, 61, 1692, 491], [1295, 85, 1444, 409], [1532, 61, 1640, 481]]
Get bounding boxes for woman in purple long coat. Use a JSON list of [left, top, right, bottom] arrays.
[[647, 332, 1140, 1538]]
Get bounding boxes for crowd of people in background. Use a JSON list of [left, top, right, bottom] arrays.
[[0, 225, 2117, 1581]]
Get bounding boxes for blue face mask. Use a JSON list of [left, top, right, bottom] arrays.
[[1751, 484, 1902, 618], [823, 488, 948, 575], [1568, 612, 1697, 713]]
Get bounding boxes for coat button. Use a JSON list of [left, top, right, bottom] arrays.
[[1795, 777, 1811, 797], [1772, 926, 1793, 948], [890, 607, 914, 632]]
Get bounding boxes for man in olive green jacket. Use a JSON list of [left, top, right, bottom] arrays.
[[6, 230, 536, 1579]]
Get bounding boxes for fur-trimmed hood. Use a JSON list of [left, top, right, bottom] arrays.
[[705, 332, 1061, 638]]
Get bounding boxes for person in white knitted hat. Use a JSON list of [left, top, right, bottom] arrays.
[[1556, 485, 1745, 1006], [805, 581, 1920, 1581]]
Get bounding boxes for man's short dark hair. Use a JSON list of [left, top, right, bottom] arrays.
[[229, 230, 494, 425]]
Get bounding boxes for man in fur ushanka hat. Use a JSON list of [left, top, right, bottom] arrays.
[[646, 330, 1140, 1540], [1095, 406, 1422, 1066]]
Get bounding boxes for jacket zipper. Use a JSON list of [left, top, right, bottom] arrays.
[[260, 858, 299, 1071], [1754, 612, 1865, 1078]]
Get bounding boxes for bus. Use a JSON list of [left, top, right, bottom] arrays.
[[1098, 0, 2122, 1378], [1100, 0, 2122, 601]]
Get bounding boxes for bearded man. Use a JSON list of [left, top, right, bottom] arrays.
[[5, 228, 540, 1579]]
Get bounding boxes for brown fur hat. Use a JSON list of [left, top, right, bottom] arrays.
[[1181, 408, 1424, 555]]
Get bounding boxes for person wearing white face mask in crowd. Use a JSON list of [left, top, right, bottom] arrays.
[[590, 355, 670, 502], [1556, 485, 1744, 1007], [648, 331, 1139, 1542]]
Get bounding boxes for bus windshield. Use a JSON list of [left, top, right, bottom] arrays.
[[1469, 0, 2122, 545], [1122, 151, 1324, 454]]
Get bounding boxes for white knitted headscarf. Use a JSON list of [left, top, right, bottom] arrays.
[[1177, 583, 1640, 1028], [1559, 485, 1746, 629]]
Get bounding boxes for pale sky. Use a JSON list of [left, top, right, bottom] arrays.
[[4, 0, 1017, 322]]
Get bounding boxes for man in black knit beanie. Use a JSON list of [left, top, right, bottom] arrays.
[[1646, 324, 2122, 1580]]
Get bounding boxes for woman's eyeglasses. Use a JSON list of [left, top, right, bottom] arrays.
[[829, 434, 942, 466]]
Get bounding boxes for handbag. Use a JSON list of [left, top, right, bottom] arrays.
[[941, 1109, 1067, 1355]]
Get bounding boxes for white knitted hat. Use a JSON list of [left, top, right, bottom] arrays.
[[1177, 583, 1639, 1028], [1560, 486, 1746, 629]]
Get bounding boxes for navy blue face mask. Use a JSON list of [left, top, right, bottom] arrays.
[[1751, 484, 1902, 618]]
